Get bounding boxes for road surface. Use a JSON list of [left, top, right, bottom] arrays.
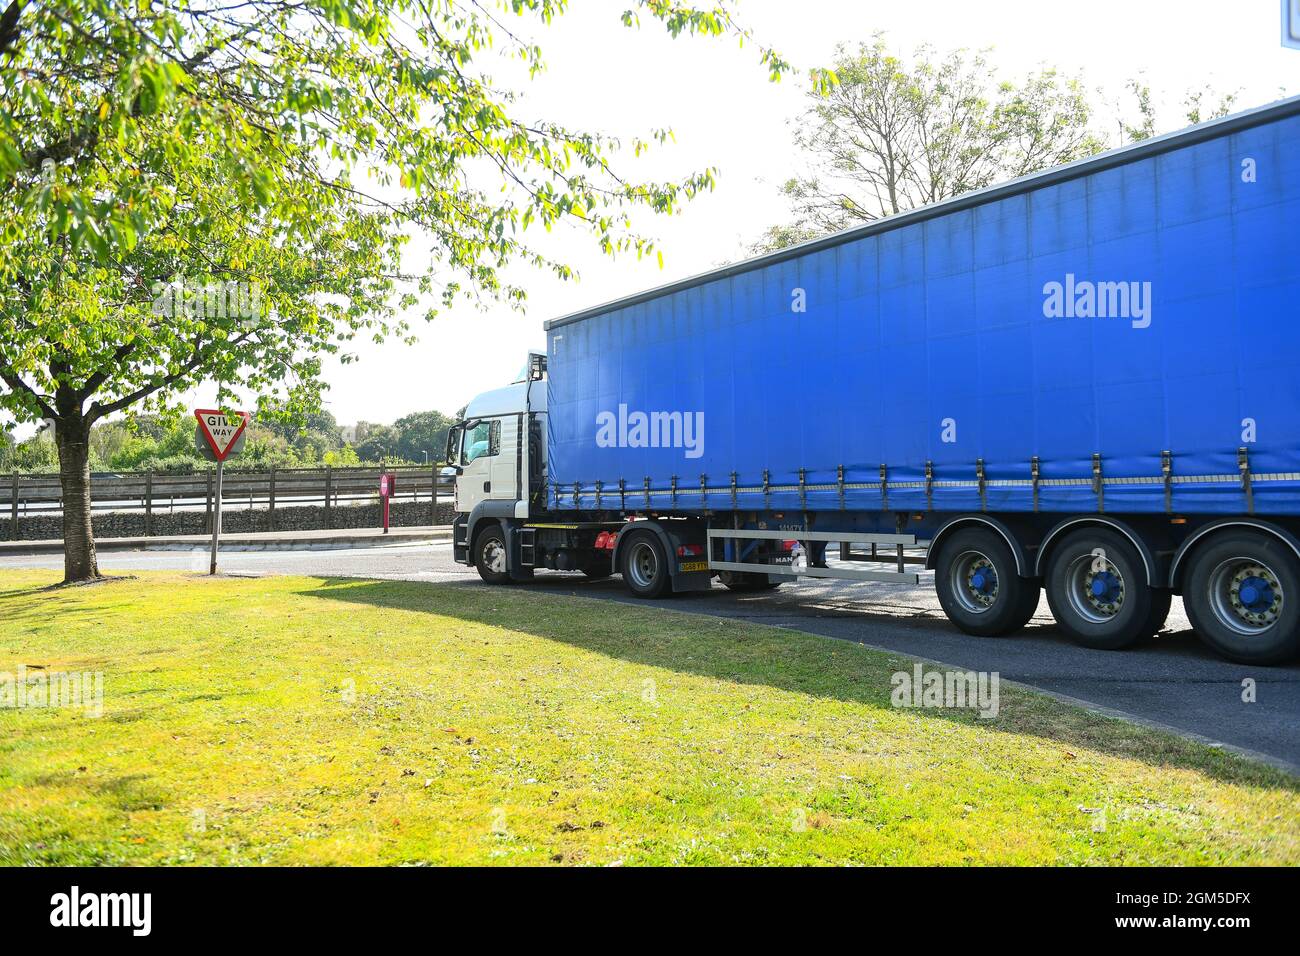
[[3, 541, 1297, 771]]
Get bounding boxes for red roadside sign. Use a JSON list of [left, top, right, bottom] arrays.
[[194, 409, 250, 462]]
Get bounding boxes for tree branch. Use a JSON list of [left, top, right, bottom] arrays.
[[87, 329, 254, 422], [0, 0, 22, 60], [0, 360, 56, 419]]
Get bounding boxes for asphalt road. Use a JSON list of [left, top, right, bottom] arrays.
[[4, 541, 1297, 771]]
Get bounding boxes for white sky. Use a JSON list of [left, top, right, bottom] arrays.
[[10, 0, 1300, 435]]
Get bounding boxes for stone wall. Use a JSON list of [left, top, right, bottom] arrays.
[[0, 500, 454, 542]]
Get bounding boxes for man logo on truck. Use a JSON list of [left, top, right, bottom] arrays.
[[1042, 273, 1152, 328], [596, 404, 705, 459]]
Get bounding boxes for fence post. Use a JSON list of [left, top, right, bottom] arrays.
[[324, 465, 333, 530], [10, 473, 17, 541], [144, 470, 154, 537], [269, 466, 277, 532], [431, 462, 437, 525], [205, 468, 213, 534]]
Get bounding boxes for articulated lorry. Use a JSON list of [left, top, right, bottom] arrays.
[[448, 95, 1300, 665]]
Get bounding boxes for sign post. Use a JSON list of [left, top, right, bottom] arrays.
[[380, 472, 395, 534], [211, 461, 224, 575], [194, 409, 250, 574]]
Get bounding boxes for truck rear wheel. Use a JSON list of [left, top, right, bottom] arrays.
[[934, 529, 1037, 637], [620, 532, 672, 599], [1044, 528, 1164, 650], [474, 524, 510, 585], [1182, 531, 1300, 665]]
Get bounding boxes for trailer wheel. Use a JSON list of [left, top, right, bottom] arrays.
[[934, 529, 1037, 637], [1182, 532, 1300, 665], [1044, 528, 1163, 650], [473, 524, 510, 585], [620, 532, 672, 599]]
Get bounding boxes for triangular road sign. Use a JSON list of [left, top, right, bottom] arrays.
[[194, 409, 250, 462]]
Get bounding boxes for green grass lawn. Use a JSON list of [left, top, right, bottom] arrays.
[[0, 570, 1295, 866]]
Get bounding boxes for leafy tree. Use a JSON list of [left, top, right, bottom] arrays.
[[0, 0, 821, 582], [355, 425, 400, 464], [323, 444, 360, 468], [393, 410, 457, 464], [9, 432, 59, 472], [754, 37, 1101, 252], [259, 408, 346, 462], [1115, 78, 1240, 143]]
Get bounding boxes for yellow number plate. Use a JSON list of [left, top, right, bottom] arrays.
[[678, 561, 709, 573]]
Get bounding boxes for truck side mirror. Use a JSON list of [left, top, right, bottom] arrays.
[[529, 353, 547, 381]]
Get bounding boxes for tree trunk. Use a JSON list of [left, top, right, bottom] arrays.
[[55, 415, 99, 582]]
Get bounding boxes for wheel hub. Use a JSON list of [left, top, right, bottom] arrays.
[[628, 542, 659, 588], [1087, 569, 1123, 609], [1228, 566, 1281, 627], [483, 540, 506, 574], [963, 558, 998, 608], [1064, 553, 1126, 623]]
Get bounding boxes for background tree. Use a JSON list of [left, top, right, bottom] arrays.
[[392, 410, 457, 463], [755, 38, 1245, 255], [0, 0, 823, 582], [753, 37, 1102, 252], [355, 425, 400, 464], [1115, 78, 1240, 143]]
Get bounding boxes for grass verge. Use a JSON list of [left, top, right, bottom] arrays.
[[0, 570, 1295, 865]]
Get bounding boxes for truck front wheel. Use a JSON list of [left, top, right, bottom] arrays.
[[620, 532, 672, 599], [934, 529, 1038, 637], [1044, 528, 1165, 650], [1182, 531, 1300, 665], [474, 524, 510, 585]]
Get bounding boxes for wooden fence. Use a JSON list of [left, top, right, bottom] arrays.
[[1, 465, 454, 539]]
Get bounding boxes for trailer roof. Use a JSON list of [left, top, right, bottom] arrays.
[[544, 93, 1300, 332]]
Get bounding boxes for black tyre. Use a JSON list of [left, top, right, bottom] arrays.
[[1045, 528, 1163, 650], [619, 532, 672, 599], [1182, 531, 1300, 665], [934, 529, 1037, 637], [1146, 588, 1173, 638], [473, 524, 510, 585]]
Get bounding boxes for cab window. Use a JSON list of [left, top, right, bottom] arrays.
[[462, 419, 499, 464]]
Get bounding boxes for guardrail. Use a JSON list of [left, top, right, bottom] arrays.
[[1, 465, 454, 539]]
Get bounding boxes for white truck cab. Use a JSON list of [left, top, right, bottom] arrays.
[[447, 351, 546, 524]]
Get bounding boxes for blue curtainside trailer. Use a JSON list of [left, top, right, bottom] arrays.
[[448, 95, 1300, 665]]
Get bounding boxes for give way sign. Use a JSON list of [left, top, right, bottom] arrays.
[[194, 409, 251, 462]]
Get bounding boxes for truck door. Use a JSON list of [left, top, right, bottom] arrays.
[[458, 416, 519, 512], [458, 418, 499, 514], [490, 414, 520, 505]]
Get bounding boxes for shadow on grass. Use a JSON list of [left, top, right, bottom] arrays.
[[301, 576, 1298, 792]]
